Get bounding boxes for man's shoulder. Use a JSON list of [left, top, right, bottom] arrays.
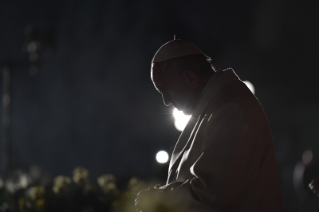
[[204, 78, 266, 119]]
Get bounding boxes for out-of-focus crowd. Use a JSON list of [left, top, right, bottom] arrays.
[[0, 166, 147, 212]]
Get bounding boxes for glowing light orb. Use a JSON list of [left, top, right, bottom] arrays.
[[302, 150, 313, 165], [243, 81, 255, 94], [156, 150, 169, 164], [173, 108, 191, 131]]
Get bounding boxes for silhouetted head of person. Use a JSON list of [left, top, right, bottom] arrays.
[[151, 39, 215, 115]]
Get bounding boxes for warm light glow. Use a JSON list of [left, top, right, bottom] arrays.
[[243, 81, 255, 94], [156, 150, 169, 164], [302, 150, 313, 165], [173, 108, 191, 131], [27, 42, 37, 53]]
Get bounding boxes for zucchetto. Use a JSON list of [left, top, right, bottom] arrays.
[[152, 39, 204, 63]]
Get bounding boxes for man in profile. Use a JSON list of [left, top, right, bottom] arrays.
[[135, 39, 283, 211]]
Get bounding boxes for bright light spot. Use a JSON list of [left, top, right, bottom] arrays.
[[243, 81, 255, 94], [5, 181, 15, 193], [173, 108, 191, 131], [27, 42, 37, 53], [2, 94, 10, 105], [19, 174, 29, 189], [302, 150, 313, 165], [156, 150, 169, 164]]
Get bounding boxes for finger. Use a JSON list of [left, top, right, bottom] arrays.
[[135, 195, 143, 203], [135, 204, 143, 212], [135, 194, 146, 203], [154, 184, 161, 189], [137, 188, 149, 196], [137, 189, 146, 196], [135, 200, 142, 209]]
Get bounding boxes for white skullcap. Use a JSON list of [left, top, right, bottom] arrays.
[[152, 39, 204, 63]]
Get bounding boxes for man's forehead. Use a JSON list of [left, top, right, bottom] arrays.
[[151, 62, 160, 72], [151, 63, 169, 90], [150, 63, 155, 80]]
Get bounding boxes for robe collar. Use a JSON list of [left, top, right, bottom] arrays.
[[168, 68, 240, 172], [192, 68, 240, 118]]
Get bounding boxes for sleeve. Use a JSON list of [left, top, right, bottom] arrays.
[[161, 101, 265, 210]]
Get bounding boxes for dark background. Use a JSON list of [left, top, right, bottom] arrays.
[[1, 0, 319, 211]]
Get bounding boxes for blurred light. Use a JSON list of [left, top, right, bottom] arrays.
[[156, 150, 169, 164], [243, 81, 255, 94], [53, 176, 71, 194], [302, 150, 313, 165], [97, 174, 115, 187], [27, 186, 45, 199], [2, 94, 10, 105], [73, 167, 89, 184], [27, 42, 37, 53], [19, 174, 29, 189], [5, 180, 15, 193], [173, 108, 191, 131]]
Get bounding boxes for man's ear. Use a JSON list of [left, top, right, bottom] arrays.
[[182, 70, 198, 89]]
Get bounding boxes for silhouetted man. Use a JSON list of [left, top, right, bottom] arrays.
[[135, 39, 283, 212]]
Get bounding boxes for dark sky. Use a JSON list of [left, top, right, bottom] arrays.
[[1, 0, 319, 210]]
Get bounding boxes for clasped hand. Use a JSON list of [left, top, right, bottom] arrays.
[[135, 184, 161, 212]]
